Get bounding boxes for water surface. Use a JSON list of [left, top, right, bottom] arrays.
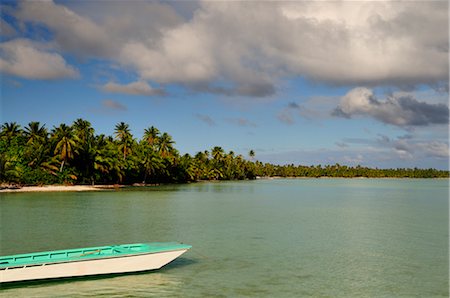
[[1, 179, 448, 297]]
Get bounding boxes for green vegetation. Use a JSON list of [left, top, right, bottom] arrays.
[[0, 120, 448, 186]]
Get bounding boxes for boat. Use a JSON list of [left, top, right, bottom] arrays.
[[0, 242, 191, 283]]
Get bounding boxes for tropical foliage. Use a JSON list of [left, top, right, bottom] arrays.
[[0, 120, 448, 185]]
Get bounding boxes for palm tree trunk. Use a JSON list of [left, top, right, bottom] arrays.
[[143, 171, 147, 184], [59, 160, 65, 172]]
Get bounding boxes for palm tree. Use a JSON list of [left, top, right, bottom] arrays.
[[143, 126, 160, 150], [0, 122, 22, 146], [212, 146, 224, 161], [23, 122, 49, 170], [93, 134, 123, 184], [72, 119, 94, 145], [249, 149, 255, 160], [114, 122, 133, 160], [0, 153, 17, 182], [195, 151, 208, 163], [52, 124, 78, 172], [1, 122, 22, 136], [72, 119, 96, 183], [210, 146, 225, 179], [158, 132, 175, 158], [184, 155, 198, 181], [206, 168, 223, 180], [24, 122, 47, 145], [141, 150, 164, 183], [223, 151, 236, 179]]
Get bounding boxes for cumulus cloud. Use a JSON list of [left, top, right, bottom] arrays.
[[101, 81, 164, 96], [259, 135, 448, 169], [7, 1, 447, 93], [417, 141, 449, 159], [333, 87, 449, 127], [0, 39, 79, 79], [14, 1, 113, 58], [336, 134, 449, 163], [0, 18, 16, 36], [388, 137, 449, 159]]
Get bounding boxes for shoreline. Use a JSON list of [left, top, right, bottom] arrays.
[[0, 185, 124, 193], [1, 176, 448, 193]]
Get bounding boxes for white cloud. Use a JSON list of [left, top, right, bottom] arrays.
[[334, 134, 449, 166], [0, 39, 79, 79], [391, 138, 449, 161], [279, 1, 448, 85], [333, 87, 449, 127], [14, 1, 184, 59], [0, 18, 16, 36], [416, 141, 449, 159], [15, 1, 112, 57], [101, 81, 163, 96], [9, 1, 447, 93], [119, 26, 216, 84], [257, 138, 449, 169]]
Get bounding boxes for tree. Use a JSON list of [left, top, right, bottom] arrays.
[[249, 149, 255, 160], [73, 119, 94, 145], [158, 132, 175, 158], [212, 146, 224, 161], [72, 119, 95, 184], [137, 139, 164, 184], [114, 122, 133, 161], [23, 122, 53, 180], [210, 146, 225, 179], [93, 135, 123, 184], [51, 124, 78, 173], [1, 120, 448, 185], [0, 122, 22, 146], [24, 122, 47, 145], [0, 153, 20, 183], [143, 126, 160, 150]]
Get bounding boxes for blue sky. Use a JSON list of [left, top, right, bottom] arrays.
[[1, 1, 449, 169]]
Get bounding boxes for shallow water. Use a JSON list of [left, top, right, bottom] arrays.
[[0, 179, 448, 297]]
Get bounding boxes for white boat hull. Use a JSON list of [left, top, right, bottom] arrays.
[[0, 249, 188, 283]]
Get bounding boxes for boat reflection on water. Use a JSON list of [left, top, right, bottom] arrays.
[[0, 271, 185, 297]]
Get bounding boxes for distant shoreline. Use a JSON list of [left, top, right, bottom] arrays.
[[1, 177, 448, 193]]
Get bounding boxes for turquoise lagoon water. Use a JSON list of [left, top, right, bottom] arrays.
[[0, 179, 448, 297]]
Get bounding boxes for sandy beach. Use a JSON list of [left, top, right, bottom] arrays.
[[0, 185, 122, 193]]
